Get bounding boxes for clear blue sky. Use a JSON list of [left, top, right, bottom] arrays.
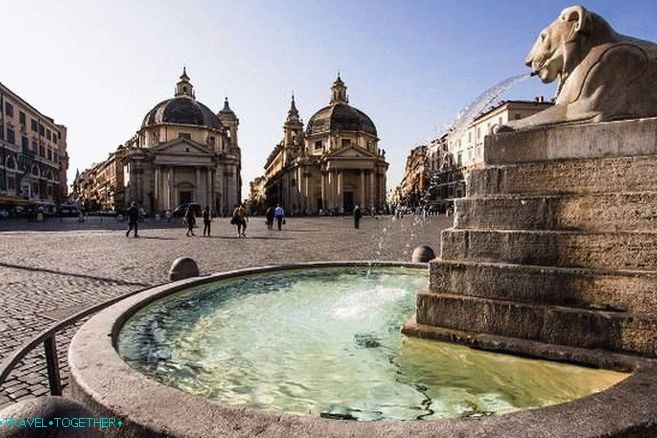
[[2, 0, 656, 198]]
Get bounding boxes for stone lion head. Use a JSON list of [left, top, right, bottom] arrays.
[[526, 5, 594, 83]]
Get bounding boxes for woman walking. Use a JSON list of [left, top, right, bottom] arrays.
[[185, 206, 196, 237], [202, 205, 212, 237], [231, 203, 248, 238]]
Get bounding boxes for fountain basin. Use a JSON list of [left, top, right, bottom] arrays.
[[69, 262, 657, 437]]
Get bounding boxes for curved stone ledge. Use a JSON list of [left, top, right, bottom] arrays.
[[69, 262, 657, 437]]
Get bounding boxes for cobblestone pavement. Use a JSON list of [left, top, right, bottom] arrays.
[[0, 214, 452, 407]]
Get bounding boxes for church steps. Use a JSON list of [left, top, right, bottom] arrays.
[[428, 261, 657, 314], [414, 292, 657, 357], [441, 228, 657, 271], [467, 154, 657, 197], [454, 192, 657, 232]]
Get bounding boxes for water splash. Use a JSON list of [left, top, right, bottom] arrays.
[[421, 73, 531, 204], [446, 73, 531, 147]]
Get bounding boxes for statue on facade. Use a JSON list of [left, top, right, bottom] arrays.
[[500, 5, 657, 132]]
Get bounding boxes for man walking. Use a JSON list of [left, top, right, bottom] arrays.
[[126, 202, 139, 238], [202, 205, 212, 237], [353, 204, 363, 229], [274, 204, 285, 231], [265, 206, 275, 230]]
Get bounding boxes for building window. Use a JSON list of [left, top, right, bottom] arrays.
[[21, 136, 28, 153], [47, 148, 52, 161], [476, 127, 481, 139], [457, 153, 462, 166], [31, 119, 38, 132], [54, 152, 59, 162], [32, 140, 38, 152], [514, 113, 521, 120], [7, 128, 15, 145], [7, 176, 15, 190], [19, 111, 26, 125], [4, 102, 13, 117], [53, 134, 58, 144], [46, 129, 52, 141], [39, 144, 45, 157], [48, 185, 53, 197], [315, 141, 323, 150], [498, 117, 503, 125], [178, 132, 191, 139], [39, 125, 44, 136], [32, 165, 40, 176], [341, 138, 351, 148], [33, 182, 39, 196]]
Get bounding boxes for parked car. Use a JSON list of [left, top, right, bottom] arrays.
[[173, 202, 202, 217], [58, 205, 81, 217]]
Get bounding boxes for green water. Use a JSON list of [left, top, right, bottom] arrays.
[[117, 267, 627, 421]]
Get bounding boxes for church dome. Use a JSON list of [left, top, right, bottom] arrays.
[[141, 97, 223, 129], [306, 103, 377, 136], [306, 75, 377, 136], [141, 68, 224, 130]]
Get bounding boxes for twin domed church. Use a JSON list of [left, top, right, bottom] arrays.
[[73, 70, 387, 215], [121, 69, 242, 214], [264, 75, 388, 214]]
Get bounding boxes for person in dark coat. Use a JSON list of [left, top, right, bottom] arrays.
[[353, 204, 363, 229], [265, 206, 275, 230], [202, 205, 212, 237], [126, 202, 139, 238], [185, 206, 196, 237]]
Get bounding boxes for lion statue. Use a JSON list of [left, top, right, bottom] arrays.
[[499, 5, 657, 132]]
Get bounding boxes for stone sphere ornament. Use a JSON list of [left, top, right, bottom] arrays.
[[412, 245, 436, 263]]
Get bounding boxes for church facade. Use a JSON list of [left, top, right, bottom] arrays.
[[75, 69, 241, 215], [264, 76, 388, 214]]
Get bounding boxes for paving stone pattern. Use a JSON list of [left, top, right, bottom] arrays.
[[0, 215, 449, 407]]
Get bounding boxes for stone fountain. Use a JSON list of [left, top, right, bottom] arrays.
[[403, 4, 657, 369]]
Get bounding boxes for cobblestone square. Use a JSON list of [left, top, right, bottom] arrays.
[[0, 215, 450, 406]]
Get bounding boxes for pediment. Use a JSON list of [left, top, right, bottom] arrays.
[[151, 138, 211, 156], [328, 145, 376, 158]]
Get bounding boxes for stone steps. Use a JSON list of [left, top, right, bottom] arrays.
[[441, 228, 657, 271], [454, 192, 657, 232], [415, 292, 657, 357], [401, 315, 643, 371], [467, 155, 657, 197], [429, 260, 657, 314]]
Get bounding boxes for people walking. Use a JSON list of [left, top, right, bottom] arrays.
[[231, 203, 248, 238], [265, 206, 275, 230], [126, 202, 139, 238], [202, 205, 212, 237], [353, 204, 363, 229], [274, 204, 285, 230], [185, 206, 196, 237]]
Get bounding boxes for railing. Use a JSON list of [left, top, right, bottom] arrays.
[[0, 285, 155, 397]]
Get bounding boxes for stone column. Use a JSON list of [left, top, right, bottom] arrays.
[[337, 170, 343, 211], [167, 167, 173, 210], [206, 167, 212, 210], [154, 166, 160, 212], [359, 170, 365, 206], [195, 167, 201, 203], [321, 172, 326, 210], [369, 170, 375, 210]]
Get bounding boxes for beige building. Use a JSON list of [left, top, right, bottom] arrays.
[[446, 100, 552, 168], [0, 81, 68, 210], [76, 69, 242, 214], [264, 75, 388, 214]]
